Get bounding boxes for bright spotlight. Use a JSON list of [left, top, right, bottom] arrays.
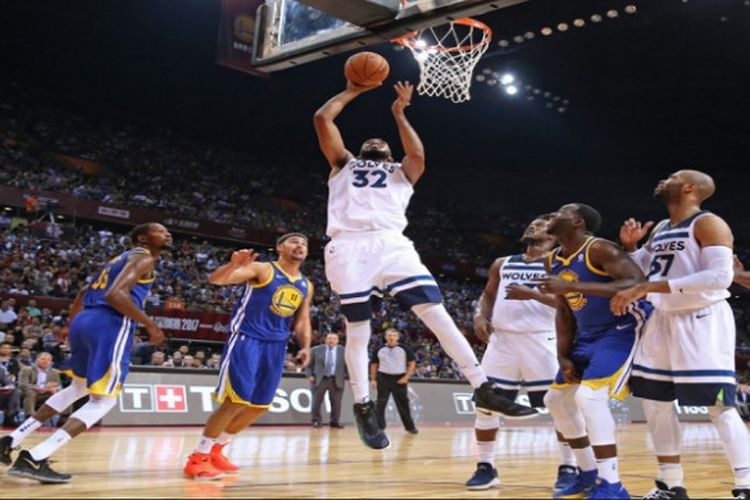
[[557, 23, 569, 32], [606, 9, 619, 18], [500, 73, 514, 85], [513, 35, 525, 43], [541, 26, 553, 36], [415, 52, 429, 62], [524, 31, 535, 39], [573, 18, 585, 27], [624, 5, 637, 14], [475, 74, 486, 82], [505, 85, 518, 95], [415, 39, 427, 48], [498, 39, 510, 47], [591, 14, 603, 22]]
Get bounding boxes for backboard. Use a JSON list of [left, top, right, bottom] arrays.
[[252, 0, 527, 72]]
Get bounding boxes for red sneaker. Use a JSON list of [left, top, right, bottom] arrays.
[[183, 452, 225, 480], [210, 444, 240, 473]]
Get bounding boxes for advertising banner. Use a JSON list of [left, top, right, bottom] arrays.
[[216, 0, 266, 75]]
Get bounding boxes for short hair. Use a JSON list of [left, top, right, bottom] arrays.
[[573, 203, 602, 233], [276, 232, 308, 245], [384, 328, 400, 337], [130, 223, 155, 244]]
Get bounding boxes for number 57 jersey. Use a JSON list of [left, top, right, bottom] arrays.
[[647, 211, 729, 311], [327, 159, 413, 237]]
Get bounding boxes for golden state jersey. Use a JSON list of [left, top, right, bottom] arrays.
[[231, 262, 309, 342], [548, 237, 623, 335], [83, 247, 154, 311], [326, 158, 414, 237]]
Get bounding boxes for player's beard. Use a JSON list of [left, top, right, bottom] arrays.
[[359, 149, 390, 161]]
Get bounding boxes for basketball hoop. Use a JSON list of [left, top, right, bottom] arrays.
[[394, 17, 492, 104]]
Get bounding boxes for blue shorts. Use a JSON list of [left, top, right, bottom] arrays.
[[65, 307, 135, 397], [214, 334, 286, 407], [552, 323, 639, 400]]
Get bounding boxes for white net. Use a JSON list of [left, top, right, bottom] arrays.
[[397, 18, 491, 104]]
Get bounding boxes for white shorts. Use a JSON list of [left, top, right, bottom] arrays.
[[324, 232, 442, 322], [481, 330, 558, 404], [631, 300, 737, 406]]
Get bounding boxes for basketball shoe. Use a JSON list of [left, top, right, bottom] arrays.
[[553, 465, 578, 492], [733, 488, 750, 500], [353, 401, 389, 450], [210, 444, 239, 473], [465, 462, 500, 490], [553, 468, 597, 499], [642, 480, 689, 499], [8, 449, 71, 483], [0, 435, 15, 466], [183, 452, 225, 480], [588, 479, 630, 499], [474, 381, 539, 419]]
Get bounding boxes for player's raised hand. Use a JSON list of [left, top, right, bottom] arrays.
[[505, 284, 537, 301], [230, 249, 257, 267], [391, 81, 413, 115], [619, 218, 654, 252], [346, 79, 381, 94]]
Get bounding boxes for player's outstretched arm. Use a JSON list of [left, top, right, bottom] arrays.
[[105, 253, 164, 345], [391, 81, 425, 185], [292, 280, 314, 368], [209, 249, 263, 285], [313, 81, 376, 170], [734, 255, 750, 289], [473, 257, 504, 342]]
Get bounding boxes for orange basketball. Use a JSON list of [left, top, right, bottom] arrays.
[[344, 51, 390, 87]]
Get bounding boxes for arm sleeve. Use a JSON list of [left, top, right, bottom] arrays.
[[628, 246, 652, 276], [668, 246, 734, 294]]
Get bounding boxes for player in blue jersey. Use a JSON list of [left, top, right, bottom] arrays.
[[536, 203, 650, 499], [1, 222, 170, 483], [183, 232, 312, 480]]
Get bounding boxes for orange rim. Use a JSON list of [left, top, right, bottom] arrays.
[[392, 17, 492, 53]]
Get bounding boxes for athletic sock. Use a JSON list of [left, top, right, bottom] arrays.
[[571, 445, 597, 472], [558, 441, 577, 467], [9, 417, 42, 448], [477, 440, 495, 465], [195, 435, 217, 454], [29, 429, 72, 461], [344, 320, 372, 403], [216, 432, 234, 446], [658, 462, 684, 488], [597, 457, 620, 483]]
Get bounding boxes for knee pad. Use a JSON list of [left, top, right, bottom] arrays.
[[545, 388, 586, 440], [575, 384, 615, 446], [70, 396, 118, 429], [474, 412, 500, 431], [45, 378, 89, 413], [641, 398, 682, 456]]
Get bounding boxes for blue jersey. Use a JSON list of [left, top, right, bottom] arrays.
[[548, 236, 624, 335], [231, 262, 310, 342], [83, 247, 154, 312]]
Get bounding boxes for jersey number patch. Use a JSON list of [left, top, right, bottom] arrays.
[[352, 169, 388, 188], [91, 268, 110, 290], [648, 254, 675, 277]]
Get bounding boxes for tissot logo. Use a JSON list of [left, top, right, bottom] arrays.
[[154, 385, 187, 412], [453, 393, 475, 414]]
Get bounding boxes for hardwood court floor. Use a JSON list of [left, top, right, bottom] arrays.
[[0, 422, 740, 498]]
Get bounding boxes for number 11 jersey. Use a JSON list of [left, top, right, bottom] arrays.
[[647, 210, 729, 311], [326, 158, 414, 237]]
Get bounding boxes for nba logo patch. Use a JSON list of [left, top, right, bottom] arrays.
[[577, 254, 584, 262], [154, 385, 188, 412]]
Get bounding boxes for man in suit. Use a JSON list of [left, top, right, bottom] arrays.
[[0, 364, 20, 426], [308, 332, 346, 428], [18, 352, 61, 416]]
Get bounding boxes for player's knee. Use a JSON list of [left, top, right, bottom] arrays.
[[708, 404, 734, 423], [543, 388, 565, 412], [474, 412, 500, 430], [72, 396, 117, 429], [574, 383, 608, 410], [641, 398, 676, 420]]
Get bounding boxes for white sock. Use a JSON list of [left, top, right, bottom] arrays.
[[29, 429, 72, 461], [216, 432, 234, 446], [195, 435, 216, 454], [571, 445, 597, 472], [9, 417, 42, 448], [477, 440, 495, 465], [411, 303, 487, 388], [558, 441, 577, 467], [344, 319, 372, 403], [658, 462, 685, 488], [597, 457, 620, 483]]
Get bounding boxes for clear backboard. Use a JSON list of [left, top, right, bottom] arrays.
[[252, 0, 527, 72]]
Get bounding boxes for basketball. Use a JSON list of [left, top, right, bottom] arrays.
[[344, 51, 390, 87]]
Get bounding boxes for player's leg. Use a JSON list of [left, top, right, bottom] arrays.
[[325, 238, 388, 449], [383, 239, 536, 419]]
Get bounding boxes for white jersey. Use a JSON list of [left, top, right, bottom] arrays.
[[647, 211, 730, 311], [491, 254, 556, 333], [326, 158, 413, 238]]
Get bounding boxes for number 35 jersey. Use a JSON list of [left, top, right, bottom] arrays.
[[647, 211, 729, 311], [327, 158, 414, 237], [83, 247, 154, 312]]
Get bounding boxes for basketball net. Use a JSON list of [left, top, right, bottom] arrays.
[[394, 18, 492, 104]]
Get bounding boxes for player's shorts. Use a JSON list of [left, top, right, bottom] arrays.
[[65, 306, 135, 397], [551, 309, 649, 400], [214, 333, 286, 407], [324, 231, 443, 322], [482, 330, 557, 407], [630, 300, 736, 406]]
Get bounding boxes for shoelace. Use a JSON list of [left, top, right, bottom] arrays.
[[642, 487, 673, 500]]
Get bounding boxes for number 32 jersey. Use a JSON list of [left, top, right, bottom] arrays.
[[647, 211, 729, 311], [327, 158, 414, 237], [83, 247, 154, 311]]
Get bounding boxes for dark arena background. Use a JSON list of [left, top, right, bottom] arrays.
[[0, 0, 749, 498]]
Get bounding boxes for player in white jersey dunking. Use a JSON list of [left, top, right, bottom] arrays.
[[466, 215, 578, 491], [612, 170, 750, 500], [314, 80, 537, 449]]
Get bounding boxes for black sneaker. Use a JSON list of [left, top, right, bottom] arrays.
[[8, 449, 72, 483], [733, 488, 750, 500], [642, 480, 689, 500], [0, 435, 14, 466], [353, 401, 390, 450], [405, 428, 419, 435], [474, 382, 539, 419]]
